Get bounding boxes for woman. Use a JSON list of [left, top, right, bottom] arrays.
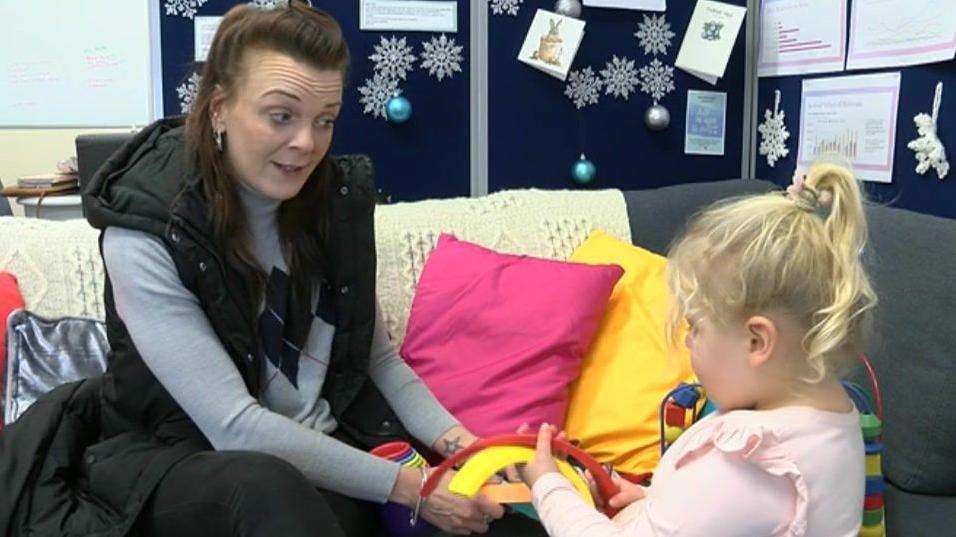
[[0, 2, 540, 536]]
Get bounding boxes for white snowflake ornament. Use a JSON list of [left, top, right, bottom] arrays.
[[420, 34, 464, 81], [369, 36, 417, 81], [634, 14, 675, 57], [490, 0, 523, 16], [907, 82, 949, 179], [638, 59, 675, 104], [176, 72, 202, 114], [564, 67, 604, 109], [358, 73, 402, 120], [758, 90, 790, 168], [600, 56, 639, 100], [248, 0, 281, 8], [164, 0, 209, 19]]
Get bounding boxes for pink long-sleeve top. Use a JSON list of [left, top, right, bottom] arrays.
[[532, 406, 864, 537]]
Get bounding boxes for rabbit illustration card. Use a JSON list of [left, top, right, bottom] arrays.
[[517, 9, 586, 81]]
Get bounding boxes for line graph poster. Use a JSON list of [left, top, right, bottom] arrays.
[[798, 72, 901, 183], [758, 0, 846, 77], [847, 0, 956, 70]]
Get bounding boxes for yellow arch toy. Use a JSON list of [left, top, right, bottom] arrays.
[[421, 433, 621, 517], [447, 445, 594, 508]]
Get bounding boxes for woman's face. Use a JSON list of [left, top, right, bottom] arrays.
[[213, 49, 343, 201]]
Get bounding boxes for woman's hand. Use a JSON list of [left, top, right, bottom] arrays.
[[421, 468, 504, 535], [518, 423, 561, 487]]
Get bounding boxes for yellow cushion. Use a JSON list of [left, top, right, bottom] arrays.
[[565, 231, 694, 476]]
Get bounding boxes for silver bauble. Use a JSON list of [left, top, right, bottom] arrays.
[[644, 103, 670, 131], [553, 0, 583, 18]]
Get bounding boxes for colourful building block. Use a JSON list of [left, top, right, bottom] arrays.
[[863, 494, 884, 510], [664, 425, 684, 444], [672, 385, 701, 408], [863, 508, 884, 526], [859, 523, 883, 537], [664, 401, 685, 427], [865, 476, 884, 496], [860, 414, 882, 440], [866, 454, 882, 476]]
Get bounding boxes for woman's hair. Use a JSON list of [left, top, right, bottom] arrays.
[[666, 163, 878, 380], [184, 0, 350, 306]]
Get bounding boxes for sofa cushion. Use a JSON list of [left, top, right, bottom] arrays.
[[857, 203, 956, 495], [400, 234, 623, 437], [624, 179, 776, 255], [0, 217, 104, 320], [564, 231, 695, 476], [3, 309, 109, 425]]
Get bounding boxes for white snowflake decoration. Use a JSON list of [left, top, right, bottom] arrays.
[[758, 90, 791, 168], [248, 0, 280, 8], [564, 67, 604, 109], [369, 36, 417, 81], [176, 72, 202, 114], [490, 0, 523, 16], [600, 56, 639, 100], [638, 59, 675, 104], [164, 0, 209, 19], [358, 73, 402, 120], [420, 34, 464, 81], [634, 14, 676, 57], [907, 82, 949, 179]]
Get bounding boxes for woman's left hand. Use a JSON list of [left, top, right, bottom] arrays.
[[518, 423, 561, 487]]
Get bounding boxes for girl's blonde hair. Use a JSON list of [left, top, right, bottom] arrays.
[[666, 164, 877, 380]]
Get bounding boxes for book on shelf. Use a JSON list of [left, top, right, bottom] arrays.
[[17, 173, 79, 189]]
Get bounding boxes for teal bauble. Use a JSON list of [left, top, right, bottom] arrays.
[[571, 154, 596, 185], [385, 95, 412, 123]]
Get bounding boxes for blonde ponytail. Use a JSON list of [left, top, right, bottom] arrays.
[[799, 164, 877, 379], [667, 164, 877, 381]]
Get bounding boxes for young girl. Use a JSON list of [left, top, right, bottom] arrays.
[[521, 163, 876, 536]]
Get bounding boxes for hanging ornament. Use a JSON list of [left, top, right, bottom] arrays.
[[571, 154, 597, 185], [385, 94, 413, 123], [553, 0, 583, 18], [638, 59, 675, 131], [758, 89, 790, 167], [644, 104, 670, 131], [907, 81, 949, 179]]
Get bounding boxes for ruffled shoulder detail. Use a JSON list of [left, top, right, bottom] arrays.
[[673, 415, 810, 537]]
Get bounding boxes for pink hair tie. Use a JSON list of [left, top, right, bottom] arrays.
[[786, 169, 832, 212]]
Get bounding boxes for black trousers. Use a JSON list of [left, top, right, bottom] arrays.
[[135, 448, 548, 537]]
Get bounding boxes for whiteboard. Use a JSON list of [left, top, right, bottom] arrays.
[[0, 0, 163, 127]]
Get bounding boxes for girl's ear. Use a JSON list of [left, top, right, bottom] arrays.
[[745, 315, 777, 368]]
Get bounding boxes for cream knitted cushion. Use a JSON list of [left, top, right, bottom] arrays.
[[0, 217, 104, 320]]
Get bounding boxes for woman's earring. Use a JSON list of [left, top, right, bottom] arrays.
[[214, 129, 223, 152]]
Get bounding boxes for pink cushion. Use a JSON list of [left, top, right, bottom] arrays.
[[400, 234, 623, 437]]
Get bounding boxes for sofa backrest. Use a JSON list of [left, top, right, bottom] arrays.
[[622, 179, 956, 497]]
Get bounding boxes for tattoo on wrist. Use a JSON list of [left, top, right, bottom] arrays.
[[443, 436, 463, 457]]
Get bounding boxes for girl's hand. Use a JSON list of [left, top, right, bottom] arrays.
[[519, 423, 561, 487], [606, 475, 646, 509]]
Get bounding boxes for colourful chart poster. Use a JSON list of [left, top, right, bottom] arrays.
[[847, 0, 956, 70], [798, 73, 901, 183], [758, 0, 847, 77]]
